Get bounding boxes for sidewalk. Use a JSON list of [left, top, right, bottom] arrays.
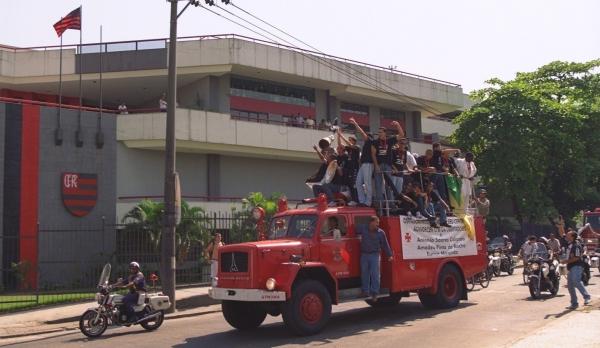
[[0, 286, 217, 341], [509, 302, 600, 347]]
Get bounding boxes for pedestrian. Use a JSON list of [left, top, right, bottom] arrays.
[[357, 216, 393, 302], [306, 117, 315, 129], [562, 231, 592, 309], [475, 189, 490, 222], [159, 93, 167, 112], [204, 233, 224, 287], [118, 101, 128, 114]]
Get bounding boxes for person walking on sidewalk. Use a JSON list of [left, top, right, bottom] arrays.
[[357, 216, 393, 302], [205, 233, 224, 287], [562, 230, 592, 309]]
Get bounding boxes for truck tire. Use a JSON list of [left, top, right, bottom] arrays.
[[419, 264, 464, 309], [222, 301, 267, 330], [282, 280, 332, 336]]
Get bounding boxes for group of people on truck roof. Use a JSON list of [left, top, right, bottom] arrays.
[[306, 117, 479, 227]]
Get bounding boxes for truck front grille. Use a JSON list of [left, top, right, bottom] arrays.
[[220, 252, 249, 273]]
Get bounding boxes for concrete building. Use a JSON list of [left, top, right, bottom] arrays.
[[0, 34, 467, 222]]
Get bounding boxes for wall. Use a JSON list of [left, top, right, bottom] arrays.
[[0, 104, 4, 286], [116, 143, 209, 205], [36, 106, 117, 287], [219, 155, 316, 200]]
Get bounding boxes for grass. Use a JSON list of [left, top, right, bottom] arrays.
[[0, 292, 95, 313]]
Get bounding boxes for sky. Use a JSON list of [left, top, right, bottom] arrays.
[[2, 0, 599, 93]]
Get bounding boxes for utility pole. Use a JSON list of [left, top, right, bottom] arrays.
[[161, 0, 179, 313], [161, 0, 230, 314]]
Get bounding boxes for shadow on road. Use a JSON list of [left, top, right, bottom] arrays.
[[169, 301, 476, 348]]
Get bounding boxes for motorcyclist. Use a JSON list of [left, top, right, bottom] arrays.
[[537, 237, 551, 260], [112, 261, 146, 323], [502, 235, 513, 254]]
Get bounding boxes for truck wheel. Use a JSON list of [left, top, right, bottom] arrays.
[[282, 280, 332, 336], [419, 264, 463, 309], [222, 301, 267, 330]]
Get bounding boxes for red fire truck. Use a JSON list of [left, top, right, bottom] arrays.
[[581, 208, 600, 252], [209, 196, 488, 336]]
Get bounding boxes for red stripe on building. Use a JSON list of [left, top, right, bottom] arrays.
[[64, 200, 97, 207], [78, 178, 97, 185], [340, 111, 369, 126], [19, 103, 40, 289], [71, 210, 90, 217], [230, 96, 316, 118], [62, 188, 97, 195]]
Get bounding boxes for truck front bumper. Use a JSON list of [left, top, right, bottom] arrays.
[[209, 287, 286, 302]]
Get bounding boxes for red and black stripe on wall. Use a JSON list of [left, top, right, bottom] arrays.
[[2, 103, 39, 289]]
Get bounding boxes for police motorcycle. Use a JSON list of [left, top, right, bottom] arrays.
[[527, 251, 560, 299], [78, 263, 171, 338], [490, 248, 515, 276]]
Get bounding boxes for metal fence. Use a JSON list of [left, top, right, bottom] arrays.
[[0, 211, 255, 312]]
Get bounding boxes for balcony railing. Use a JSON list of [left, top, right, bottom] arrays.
[[4, 34, 461, 88]]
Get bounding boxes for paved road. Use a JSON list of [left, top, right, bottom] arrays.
[[6, 271, 600, 348]]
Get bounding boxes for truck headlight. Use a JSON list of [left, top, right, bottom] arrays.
[[266, 278, 277, 291]]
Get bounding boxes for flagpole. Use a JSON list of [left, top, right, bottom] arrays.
[[96, 24, 104, 149], [76, 5, 83, 147], [55, 33, 64, 145]]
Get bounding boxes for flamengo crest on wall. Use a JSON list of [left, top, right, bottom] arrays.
[[61, 173, 98, 217]]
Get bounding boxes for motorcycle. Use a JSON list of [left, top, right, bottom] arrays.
[[487, 254, 495, 280], [497, 249, 516, 276], [79, 263, 171, 338], [581, 254, 591, 286], [527, 254, 560, 299], [490, 250, 502, 277]]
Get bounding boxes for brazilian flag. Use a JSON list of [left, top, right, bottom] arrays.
[[446, 176, 462, 210]]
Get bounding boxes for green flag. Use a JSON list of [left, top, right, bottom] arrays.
[[446, 176, 462, 210]]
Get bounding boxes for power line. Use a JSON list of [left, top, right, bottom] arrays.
[[225, 1, 448, 116]]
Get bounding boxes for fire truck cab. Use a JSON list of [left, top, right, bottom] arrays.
[[582, 208, 600, 252], [209, 196, 488, 336]]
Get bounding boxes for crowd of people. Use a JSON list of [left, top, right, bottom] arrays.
[[509, 221, 599, 309], [305, 117, 480, 227]]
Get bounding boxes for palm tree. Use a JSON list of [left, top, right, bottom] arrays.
[[122, 200, 212, 262], [122, 199, 164, 251]]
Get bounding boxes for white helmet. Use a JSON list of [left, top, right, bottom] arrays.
[[129, 261, 140, 270]]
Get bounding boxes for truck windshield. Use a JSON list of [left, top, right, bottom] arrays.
[[584, 214, 600, 230], [269, 214, 317, 240]]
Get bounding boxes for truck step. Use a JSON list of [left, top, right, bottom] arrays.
[[338, 288, 391, 303]]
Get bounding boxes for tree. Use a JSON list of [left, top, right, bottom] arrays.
[[229, 192, 283, 243], [452, 60, 600, 222], [122, 200, 212, 262]]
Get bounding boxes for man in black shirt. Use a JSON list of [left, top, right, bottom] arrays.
[[562, 231, 591, 309], [351, 118, 375, 207], [337, 131, 361, 204], [372, 122, 405, 209], [416, 181, 451, 228]]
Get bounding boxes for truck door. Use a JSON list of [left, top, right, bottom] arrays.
[[319, 215, 353, 279]]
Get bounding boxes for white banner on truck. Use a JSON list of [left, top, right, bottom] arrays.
[[400, 216, 477, 259]]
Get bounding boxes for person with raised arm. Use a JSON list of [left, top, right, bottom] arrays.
[[351, 118, 376, 207]]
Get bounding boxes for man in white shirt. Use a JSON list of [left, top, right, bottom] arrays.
[[454, 152, 477, 212]]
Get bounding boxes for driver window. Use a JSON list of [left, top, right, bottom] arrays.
[[320, 216, 347, 240]]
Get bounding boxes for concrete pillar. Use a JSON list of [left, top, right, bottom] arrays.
[[412, 111, 422, 139], [405, 111, 414, 139], [217, 74, 231, 114], [327, 95, 340, 122], [369, 106, 380, 132], [315, 89, 328, 123], [207, 154, 220, 200]]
